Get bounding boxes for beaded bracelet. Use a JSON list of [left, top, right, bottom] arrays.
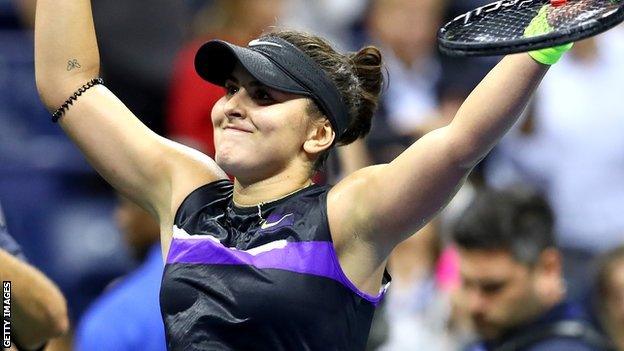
[[52, 78, 104, 123]]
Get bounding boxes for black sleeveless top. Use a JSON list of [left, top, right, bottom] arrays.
[[160, 180, 390, 350]]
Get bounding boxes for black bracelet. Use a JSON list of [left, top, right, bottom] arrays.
[[52, 78, 104, 123]]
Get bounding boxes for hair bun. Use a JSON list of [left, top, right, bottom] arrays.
[[337, 46, 384, 145]]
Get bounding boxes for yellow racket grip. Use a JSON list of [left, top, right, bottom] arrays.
[[524, 5, 574, 65]]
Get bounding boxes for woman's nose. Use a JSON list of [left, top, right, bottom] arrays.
[[223, 88, 248, 119]]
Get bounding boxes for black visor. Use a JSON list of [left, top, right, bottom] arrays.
[[195, 36, 349, 138]]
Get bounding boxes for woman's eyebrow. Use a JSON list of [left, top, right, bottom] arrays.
[[228, 78, 265, 89], [224, 76, 239, 84], [248, 81, 266, 88]]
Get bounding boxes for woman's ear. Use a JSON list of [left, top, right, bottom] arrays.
[[303, 118, 335, 155]]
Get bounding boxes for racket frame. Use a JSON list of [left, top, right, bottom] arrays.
[[438, 0, 624, 56]]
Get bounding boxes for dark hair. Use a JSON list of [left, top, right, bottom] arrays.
[[263, 30, 384, 170], [451, 188, 555, 265]]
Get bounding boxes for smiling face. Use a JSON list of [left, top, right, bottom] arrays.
[[211, 64, 334, 183]]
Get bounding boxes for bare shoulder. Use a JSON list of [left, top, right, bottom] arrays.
[[158, 139, 228, 257], [327, 164, 386, 248], [162, 138, 228, 220], [328, 164, 386, 204]]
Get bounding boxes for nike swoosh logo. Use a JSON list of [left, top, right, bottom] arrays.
[[260, 213, 294, 230], [248, 39, 283, 48], [246, 240, 288, 256]]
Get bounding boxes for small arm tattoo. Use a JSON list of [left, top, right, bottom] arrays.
[[67, 59, 82, 71]]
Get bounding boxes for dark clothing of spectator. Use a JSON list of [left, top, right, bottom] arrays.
[[467, 301, 612, 351], [91, 0, 189, 135], [0, 205, 25, 260]]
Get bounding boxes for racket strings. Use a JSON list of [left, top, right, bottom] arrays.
[[445, 0, 621, 44], [450, 6, 541, 42]]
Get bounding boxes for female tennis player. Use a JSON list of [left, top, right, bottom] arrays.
[[34, 0, 582, 349]]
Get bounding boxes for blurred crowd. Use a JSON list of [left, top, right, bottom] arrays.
[[1, 0, 623, 350]]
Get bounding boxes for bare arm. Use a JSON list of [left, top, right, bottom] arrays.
[[0, 249, 68, 350], [330, 54, 548, 252], [34, 0, 226, 252]]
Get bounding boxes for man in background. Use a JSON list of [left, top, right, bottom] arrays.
[[0, 203, 69, 350], [75, 196, 165, 351], [452, 189, 610, 350]]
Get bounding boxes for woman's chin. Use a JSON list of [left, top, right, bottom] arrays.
[[215, 155, 247, 177]]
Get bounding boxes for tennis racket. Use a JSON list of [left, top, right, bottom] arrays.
[[438, 0, 624, 56]]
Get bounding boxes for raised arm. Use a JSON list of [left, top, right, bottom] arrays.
[[330, 53, 548, 252], [34, 1, 226, 252]]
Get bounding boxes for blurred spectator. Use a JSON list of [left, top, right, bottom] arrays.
[[594, 245, 624, 351], [90, 0, 189, 135], [0, 203, 24, 260], [0, 0, 21, 28], [378, 222, 465, 351], [279, 0, 368, 50], [8, 0, 35, 28], [75, 196, 165, 351], [358, 0, 449, 335], [0, 203, 69, 350], [364, 0, 446, 162], [452, 188, 611, 350], [444, 0, 491, 16], [485, 29, 624, 298], [360, 0, 496, 164], [166, 0, 285, 155]]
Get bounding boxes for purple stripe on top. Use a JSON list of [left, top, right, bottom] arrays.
[[167, 236, 386, 306]]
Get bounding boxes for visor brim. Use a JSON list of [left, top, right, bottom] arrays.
[[195, 40, 308, 95]]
